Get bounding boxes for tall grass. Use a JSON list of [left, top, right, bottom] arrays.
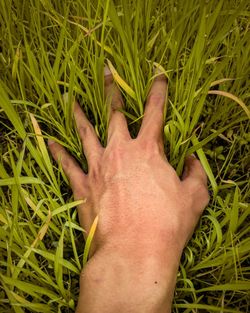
[[0, 0, 249, 312]]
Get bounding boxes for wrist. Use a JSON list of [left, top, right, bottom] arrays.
[[76, 244, 182, 313]]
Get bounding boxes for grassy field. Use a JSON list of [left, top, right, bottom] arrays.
[[0, 0, 249, 312]]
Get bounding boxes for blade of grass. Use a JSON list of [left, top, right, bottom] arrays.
[[83, 215, 99, 266]]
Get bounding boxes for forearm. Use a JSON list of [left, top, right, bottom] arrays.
[[76, 244, 182, 313]]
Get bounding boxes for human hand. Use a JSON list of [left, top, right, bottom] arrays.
[[48, 67, 209, 253], [48, 66, 209, 312]]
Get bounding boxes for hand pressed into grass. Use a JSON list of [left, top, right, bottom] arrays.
[[48, 66, 210, 313]]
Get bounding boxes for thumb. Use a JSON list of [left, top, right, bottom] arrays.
[[182, 154, 207, 186], [182, 154, 210, 211]]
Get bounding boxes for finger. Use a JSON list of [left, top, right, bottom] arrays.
[[137, 68, 168, 145], [48, 140, 87, 199], [48, 140, 96, 233], [73, 102, 103, 168], [105, 65, 130, 143], [182, 155, 208, 185], [182, 155, 210, 209]]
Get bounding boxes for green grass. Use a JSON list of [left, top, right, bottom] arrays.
[[0, 0, 249, 312]]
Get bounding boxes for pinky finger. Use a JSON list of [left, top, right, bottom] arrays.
[[48, 139, 87, 199]]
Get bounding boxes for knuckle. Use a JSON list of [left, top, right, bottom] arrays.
[[79, 125, 94, 138], [88, 164, 101, 183], [79, 126, 87, 137], [71, 175, 88, 199], [195, 184, 210, 209], [203, 188, 210, 205], [191, 179, 207, 193], [60, 154, 70, 170], [139, 139, 161, 157], [105, 145, 125, 162], [147, 92, 165, 106], [181, 192, 193, 208], [186, 180, 210, 205], [103, 147, 125, 181], [187, 157, 202, 169], [200, 182, 209, 197], [73, 185, 86, 200]]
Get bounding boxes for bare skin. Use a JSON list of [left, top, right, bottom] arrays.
[[48, 67, 210, 313]]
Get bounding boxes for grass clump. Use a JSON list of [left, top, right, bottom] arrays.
[[0, 0, 249, 312]]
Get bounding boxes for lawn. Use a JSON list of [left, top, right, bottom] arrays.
[[0, 0, 249, 312]]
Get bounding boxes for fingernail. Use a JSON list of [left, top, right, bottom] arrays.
[[48, 139, 55, 146], [104, 64, 112, 76], [190, 153, 197, 159]]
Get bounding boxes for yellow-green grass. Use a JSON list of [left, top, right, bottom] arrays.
[[0, 0, 249, 312]]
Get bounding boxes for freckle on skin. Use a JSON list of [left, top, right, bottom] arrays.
[[154, 281, 158, 284]]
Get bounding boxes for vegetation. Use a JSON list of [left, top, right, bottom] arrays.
[[0, 0, 249, 312]]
